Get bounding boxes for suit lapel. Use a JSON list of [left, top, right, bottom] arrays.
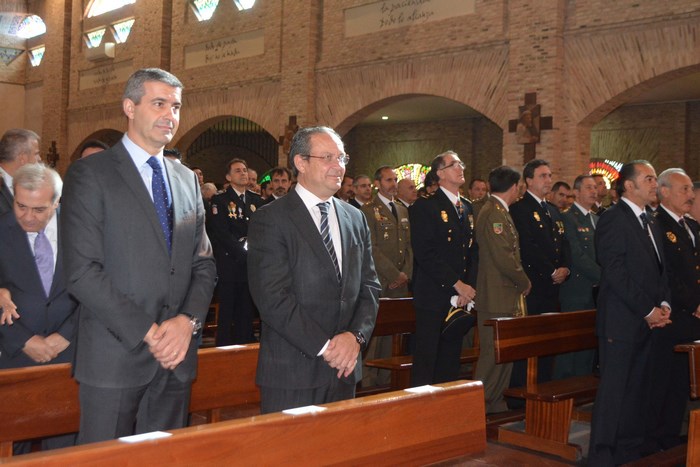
[[287, 191, 339, 281], [165, 158, 184, 256], [334, 198, 353, 287], [619, 201, 662, 270], [7, 219, 46, 296], [112, 143, 170, 255]]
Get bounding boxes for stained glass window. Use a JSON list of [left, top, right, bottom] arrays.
[[395, 163, 430, 188], [16, 15, 45, 39], [86, 0, 136, 18], [192, 0, 219, 21], [233, 0, 255, 11], [112, 18, 135, 43], [589, 159, 622, 188], [29, 46, 45, 67], [85, 28, 106, 48]]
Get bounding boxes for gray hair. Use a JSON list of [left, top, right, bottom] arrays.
[[657, 167, 688, 200], [0, 128, 39, 164], [123, 68, 183, 104], [353, 175, 370, 186], [289, 126, 342, 178], [13, 163, 62, 203]]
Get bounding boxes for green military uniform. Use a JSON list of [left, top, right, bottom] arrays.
[[554, 203, 600, 379], [360, 196, 412, 387], [474, 196, 530, 413]]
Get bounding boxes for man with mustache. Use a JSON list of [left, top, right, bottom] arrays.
[[248, 126, 380, 413], [61, 68, 216, 444]]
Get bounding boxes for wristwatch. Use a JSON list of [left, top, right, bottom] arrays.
[[184, 314, 202, 336], [353, 331, 366, 347]]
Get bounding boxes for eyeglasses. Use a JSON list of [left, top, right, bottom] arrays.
[[304, 153, 350, 165], [439, 161, 465, 170]]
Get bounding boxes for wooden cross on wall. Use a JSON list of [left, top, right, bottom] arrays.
[[47, 140, 59, 168], [508, 92, 553, 162]]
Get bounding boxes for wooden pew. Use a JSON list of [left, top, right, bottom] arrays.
[[674, 341, 700, 399], [485, 309, 598, 461], [0, 344, 260, 458], [688, 409, 700, 466], [1, 381, 487, 466], [364, 298, 480, 390]]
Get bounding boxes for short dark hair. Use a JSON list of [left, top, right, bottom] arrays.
[[552, 181, 571, 192], [573, 175, 593, 191], [424, 170, 439, 188], [522, 159, 550, 182], [353, 175, 370, 186], [123, 68, 183, 104], [226, 158, 248, 172], [0, 128, 40, 164], [79, 139, 109, 155], [373, 165, 393, 181], [260, 180, 270, 190], [469, 178, 486, 189], [163, 148, 181, 160], [488, 166, 520, 194], [270, 166, 292, 180], [616, 160, 651, 197], [288, 126, 342, 177]]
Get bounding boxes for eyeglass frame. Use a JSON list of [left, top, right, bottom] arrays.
[[439, 160, 466, 171], [301, 153, 350, 165]]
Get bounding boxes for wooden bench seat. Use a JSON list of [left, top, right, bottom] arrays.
[[364, 297, 479, 390], [0, 381, 487, 466], [486, 309, 597, 461], [0, 344, 260, 458]]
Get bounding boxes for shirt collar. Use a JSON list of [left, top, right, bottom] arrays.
[[0, 166, 12, 195], [122, 134, 165, 170], [573, 202, 592, 216], [527, 190, 545, 205], [440, 186, 460, 205], [376, 192, 393, 207], [621, 196, 646, 218], [660, 204, 683, 223], [296, 182, 333, 210]]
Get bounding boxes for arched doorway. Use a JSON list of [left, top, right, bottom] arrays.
[[70, 129, 122, 161]]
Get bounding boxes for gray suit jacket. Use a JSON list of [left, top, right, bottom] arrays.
[[247, 189, 381, 389], [0, 177, 12, 216], [60, 140, 216, 388]]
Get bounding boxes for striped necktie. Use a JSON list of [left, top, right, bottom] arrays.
[[317, 202, 341, 283]]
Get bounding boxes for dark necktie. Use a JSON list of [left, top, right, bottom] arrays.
[[317, 202, 341, 283], [146, 157, 173, 252], [679, 217, 695, 246], [34, 231, 54, 297], [640, 212, 661, 268], [389, 201, 398, 220], [541, 200, 551, 218], [587, 212, 596, 230]]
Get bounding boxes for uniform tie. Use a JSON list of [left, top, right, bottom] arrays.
[[317, 202, 341, 283], [455, 200, 464, 223], [34, 231, 54, 297], [679, 217, 695, 246], [389, 201, 398, 220], [146, 157, 173, 253]]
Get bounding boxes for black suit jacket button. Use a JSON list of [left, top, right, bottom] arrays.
[[170, 268, 175, 275]]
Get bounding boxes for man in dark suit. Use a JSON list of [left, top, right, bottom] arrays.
[[0, 163, 77, 454], [61, 68, 216, 444], [646, 168, 700, 451], [247, 126, 380, 414], [209, 158, 263, 345], [261, 166, 292, 205], [349, 174, 371, 209], [588, 161, 672, 465], [555, 174, 600, 379], [509, 159, 570, 390], [410, 151, 478, 386], [0, 128, 41, 216]]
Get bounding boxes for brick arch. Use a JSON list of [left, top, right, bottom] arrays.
[[317, 46, 508, 135], [70, 128, 122, 161], [566, 19, 700, 127]]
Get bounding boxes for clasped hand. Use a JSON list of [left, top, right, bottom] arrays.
[[322, 332, 360, 379], [144, 315, 193, 370]]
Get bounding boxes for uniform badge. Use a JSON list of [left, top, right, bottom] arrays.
[[468, 214, 474, 229], [533, 211, 541, 222], [493, 223, 503, 235], [666, 232, 677, 243], [250, 205, 256, 213], [212, 204, 218, 215], [556, 220, 565, 234], [441, 210, 449, 223], [228, 201, 237, 219], [374, 207, 383, 221], [383, 231, 389, 240]]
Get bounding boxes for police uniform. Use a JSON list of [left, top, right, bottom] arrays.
[[409, 188, 478, 385], [209, 187, 263, 345]]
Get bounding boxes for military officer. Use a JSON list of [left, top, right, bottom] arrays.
[[209, 158, 264, 345], [474, 166, 530, 413], [555, 174, 600, 379]]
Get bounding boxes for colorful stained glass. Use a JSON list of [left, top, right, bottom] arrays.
[[112, 18, 135, 43], [29, 46, 45, 67], [16, 15, 46, 39], [394, 163, 430, 188], [87, 0, 136, 18], [589, 158, 622, 188], [192, 0, 220, 21], [0, 47, 23, 65], [85, 28, 106, 48]]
